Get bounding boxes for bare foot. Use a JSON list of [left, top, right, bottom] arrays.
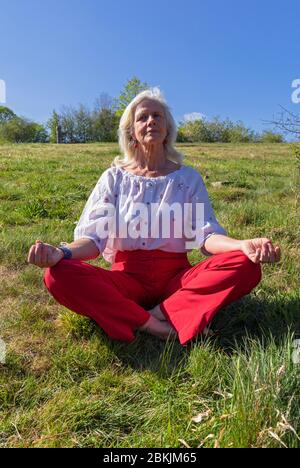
[[139, 315, 177, 341], [148, 304, 166, 321]]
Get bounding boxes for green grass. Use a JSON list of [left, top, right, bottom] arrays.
[[0, 142, 299, 448]]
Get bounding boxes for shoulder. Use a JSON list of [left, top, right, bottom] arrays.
[[96, 165, 121, 186], [180, 165, 204, 184], [88, 167, 121, 198]]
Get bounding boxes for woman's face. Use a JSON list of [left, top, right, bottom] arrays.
[[133, 99, 168, 148]]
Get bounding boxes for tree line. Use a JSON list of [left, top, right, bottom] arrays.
[[0, 76, 286, 144], [177, 117, 284, 143]]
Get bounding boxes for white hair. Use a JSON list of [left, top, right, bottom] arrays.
[[112, 87, 184, 168]]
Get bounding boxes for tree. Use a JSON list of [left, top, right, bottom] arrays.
[[114, 76, 149, 119], [177, 118, 211, 142], [224, 119, 256, 143], [94, 93, 115, 113], [265, 105, 300, 139], [177, 116, 259, 143], [52, 105, 94, 143], [176, 124, 189, 142], [0, 116, 48, 143], [73, 104, 93, 143], [47, 110, 61, 143], [258, 130, 284, 143], [92, 93, 119, 141], [92, 107, 118, 142], [0, 106, 16, 124], [59, 106, 76, 143]]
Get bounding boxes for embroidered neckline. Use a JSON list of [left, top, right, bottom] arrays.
[[118, 165, 185, 181]]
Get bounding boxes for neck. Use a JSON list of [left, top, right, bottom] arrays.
[[135, 143, 167, 171]]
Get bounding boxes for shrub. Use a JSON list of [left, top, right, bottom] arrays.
[[258, 131, 284, 143], [0, 117, 48, 143]]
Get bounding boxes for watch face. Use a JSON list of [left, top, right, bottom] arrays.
[[59, 246, 72, 259]]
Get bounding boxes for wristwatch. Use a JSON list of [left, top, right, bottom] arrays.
[[58, 242, 73, 259]]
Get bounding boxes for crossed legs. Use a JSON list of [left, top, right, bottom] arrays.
[[43, 250, 262, 345]]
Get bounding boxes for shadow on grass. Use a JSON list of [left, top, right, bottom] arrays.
[[93, 326, 190, 378], [90, 292, 300, 377], [210, 293, 300, 352]]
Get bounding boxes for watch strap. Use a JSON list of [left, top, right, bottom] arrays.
[[58, 243, 72, 259]]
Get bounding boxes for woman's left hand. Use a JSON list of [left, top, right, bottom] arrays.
[[240, 237, 281, 264]]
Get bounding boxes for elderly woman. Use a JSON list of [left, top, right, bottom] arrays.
[[27, 88, 281, 345]]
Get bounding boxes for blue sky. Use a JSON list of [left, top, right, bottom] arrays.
[[1, 0, 299, 135]]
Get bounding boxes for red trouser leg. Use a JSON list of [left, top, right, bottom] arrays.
[[43, 259, 150, 342], [159, 250, 262, 345]]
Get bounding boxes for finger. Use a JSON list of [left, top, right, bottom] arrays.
[[260, 244, 266, 262], [255, 248, 261, 263], [262, 243, 271, 262], [265, 240, 280, 262], [41, 249, 49, 268], [270, 243, 277, 262], [35, 242, 43, 265], [264, 243, 275, 263], [27, 245, 36, 264], [40, 247, 48, 267]]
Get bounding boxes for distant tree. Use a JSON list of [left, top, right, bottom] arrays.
[[114, 76, 149, 119], [54, 105, 93, 143], [224, 119, 255, 143], [59, 106, 76, 143], [94, 93, 119, 141], [44, 80, 152, 144], [47, 110, 61, 143], [176, 124, 189, 142], [92, 107, 118, 142], [94, 93, 115, 113], [177, 118, 211, 142], [0, 116, 48, 143], [258, 130, 284, 143], [265, 106, 300, 139], [0, 106, 16, 124], [73, 104, 93, 143], [31, 123, 48, 143], [206, 117, 227, 142], [177, 116, 258, 143]]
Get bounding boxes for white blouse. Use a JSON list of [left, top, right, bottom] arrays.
[[74, 164, 227, 264]]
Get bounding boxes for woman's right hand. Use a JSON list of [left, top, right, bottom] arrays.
[[27, 240, 64, 268]]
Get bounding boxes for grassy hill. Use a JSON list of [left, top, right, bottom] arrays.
[[0, 142, 299, 448]]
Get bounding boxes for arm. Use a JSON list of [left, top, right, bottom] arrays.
[[28, 169, 117, 269], [61, 238, 100, 260], [202, 234, 243, 255], [203, 234, 281, 264], [193, 173, 281, 263], [27, 237, 100, 269]]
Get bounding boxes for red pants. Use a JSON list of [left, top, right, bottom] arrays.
[[43, 249, 262, 345]]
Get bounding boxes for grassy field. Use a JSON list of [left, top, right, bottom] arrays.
[[0, 142, 299, 448]]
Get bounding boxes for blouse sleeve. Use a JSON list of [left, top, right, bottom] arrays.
[[73, 168, 117, 255], [191, 171, 228, 256]]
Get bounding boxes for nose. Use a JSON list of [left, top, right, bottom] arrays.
[[147, 115, 156, 126]]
